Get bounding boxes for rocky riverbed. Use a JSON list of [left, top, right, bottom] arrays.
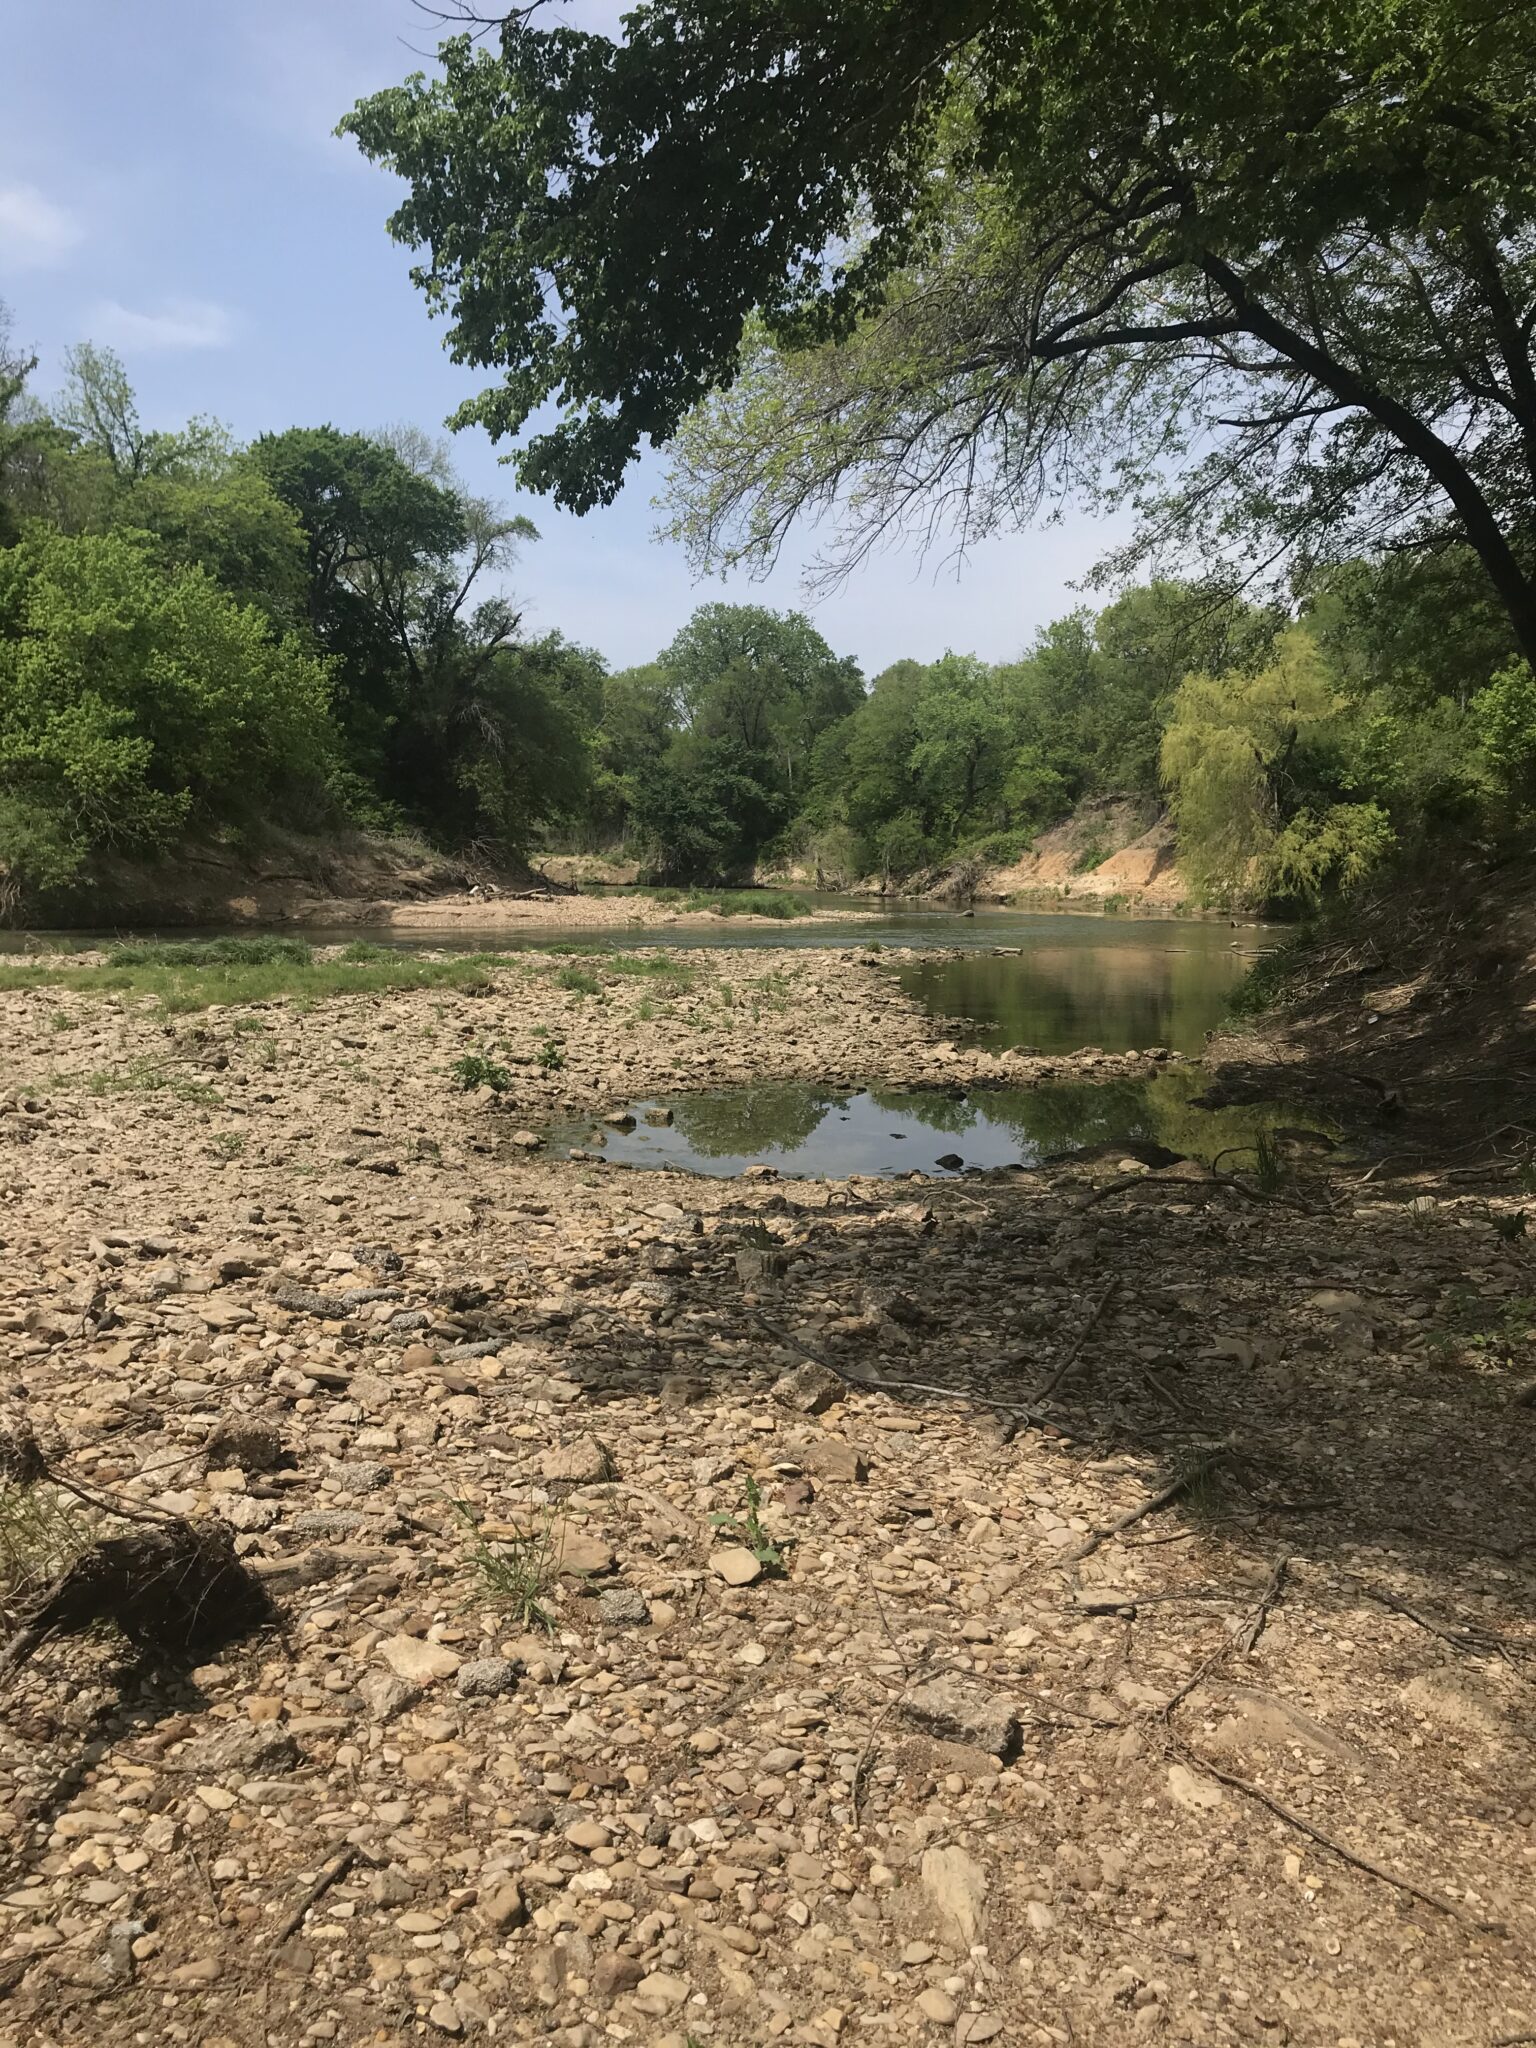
[[0, 946, 1533, 2047]]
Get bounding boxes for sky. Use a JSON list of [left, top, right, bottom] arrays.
[[0, 0, 1127, 674]]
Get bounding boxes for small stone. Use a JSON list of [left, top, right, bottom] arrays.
[[400, 1343, 438, 1371], [916, 1988, 958, 2025], [592, 1953, 645, 2003], [554, 1527, 615, 1577], [711, 1546, 763, 1586], [902, 1676, 1019, 1759], [477, 1882, 526, 1932], [457, 1656, 519, 1698], [958, 2018, 1004, 2044], [541, 1434, 615, 1485], [633, 1971, 689, 2016], [773, 1362, 842, 1414], [359, 1671, 419, 1722], [564, 1819, 612, 1851], [169, 1956, 223, 1985], [800, 1439, 867, 1483], [599, 1586, 650, 1627], [921, 1845, 989, 1947], [1167, 1762, 1224, 1811], [428, 1999, 463, 2035], [378, 1634, 461, 1684], [759, 1746, 804, 1774]]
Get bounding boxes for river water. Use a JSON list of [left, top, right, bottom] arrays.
[[281, 897, 1269, 1059], [26, 899, 1295, 1176]]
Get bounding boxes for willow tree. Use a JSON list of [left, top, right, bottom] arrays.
[[343, 2, 1536, 662]]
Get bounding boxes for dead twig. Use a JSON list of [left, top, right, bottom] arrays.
[[1237, 1554, 1290, 1656], [1030, 1277, 1120, 1405], [1075, 1471, 1194, 1560], [754, 1315, 1079, 1440], [1170, 1740, 1505, 1936], [270, 1840, 358, 1946]]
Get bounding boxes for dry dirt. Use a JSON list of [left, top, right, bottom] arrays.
[[0, 944, 1533, 2048]]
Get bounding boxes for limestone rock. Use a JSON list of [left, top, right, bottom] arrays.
[[921, 1844, 988, 1946], [711, 1546, 763, 1586], [378, 1634, 461, 1685], [902, 1675, 1020, 1759]]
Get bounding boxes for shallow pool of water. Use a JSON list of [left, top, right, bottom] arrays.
[[546, 1072, 1326, 1181], [895, 929, 1259, 1056]]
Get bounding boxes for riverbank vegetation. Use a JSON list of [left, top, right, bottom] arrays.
[[0, 321, 1528, 914]]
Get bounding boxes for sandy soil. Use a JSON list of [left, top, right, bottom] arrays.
[[373, 895, 857, 933], [0, 946, 1532, 2047]]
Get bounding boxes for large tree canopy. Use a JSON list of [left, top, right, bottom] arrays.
[[343, 1, 1536, 662]]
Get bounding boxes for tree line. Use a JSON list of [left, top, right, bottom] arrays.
[[0, 300, 1530, 911]]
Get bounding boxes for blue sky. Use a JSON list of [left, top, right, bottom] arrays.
[[1, 0, 1125, 673]]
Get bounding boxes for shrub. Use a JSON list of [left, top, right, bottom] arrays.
[[0, 529, 335, 892]]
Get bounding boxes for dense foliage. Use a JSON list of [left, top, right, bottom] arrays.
[[0, 313, 607, 897], [344, 1, 1536, 667]]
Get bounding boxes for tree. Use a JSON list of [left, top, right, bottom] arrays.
[[248, 424, 540, 832], [660, 603, 863, 793], [1161, 627, 1393, 901], [344, 3, 1536, 664], [0, 529, 334, 892]]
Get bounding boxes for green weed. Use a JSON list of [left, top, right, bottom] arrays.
[[556, 965, 603, 997], [0, 1480, 98, 1621], [451, 1053, 512, 1093], [0, 949, 502, 1014], [208, 1131, 246, 1159], [710, 1475, 787, 1576], [683, 888, 812, 919], [454, 1500, 559, 1633]]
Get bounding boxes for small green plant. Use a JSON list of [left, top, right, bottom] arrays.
[[76, 1056, 223, 1105], [453, 1499, 559, 1633], [537, 1038, 567, 1073], [339, 939, 394, 962], [710, 1475, 787, 1576], [231, 1014, 271, 1035], [48, 1010, 74, 1033], [208, 1131, 246, 1159], [636, 996, 655, 1022], [451, 1053, 512, 1093]]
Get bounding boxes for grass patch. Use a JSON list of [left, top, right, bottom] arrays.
[[1226, 935, 1310, 1021], [0, 1479, 99, 1622], [555, 964, 603, 997], [454, 1500, 559, 1633], [683, 888, 811, 919], [0, 944, 503, 1014]]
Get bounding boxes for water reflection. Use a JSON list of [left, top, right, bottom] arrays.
[[895, 939, 1254, 1057], [547, 1071, 1327, 1180]]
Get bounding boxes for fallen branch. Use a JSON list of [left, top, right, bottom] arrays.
[[1074, 1470, 1194, 1560], [1171, 1740, 1505, 1936], [1237, 1554, 1290, 1656], [270, 1840, 359, 1946]]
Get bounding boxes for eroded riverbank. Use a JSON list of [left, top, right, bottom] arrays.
[[0, 950, 1532, 2048]]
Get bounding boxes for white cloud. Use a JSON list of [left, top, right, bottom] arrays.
[[0, 181, 84, 266], [90, 297, 235, 352]]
